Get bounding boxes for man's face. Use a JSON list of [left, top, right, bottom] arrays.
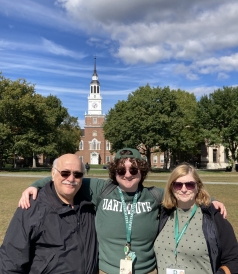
[[52, 154, 83, 204]]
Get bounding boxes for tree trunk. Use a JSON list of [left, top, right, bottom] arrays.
[[145, 147, 151, 169], [32, 152, 36, 168]]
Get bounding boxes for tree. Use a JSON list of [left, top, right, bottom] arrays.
[[198, 86, 238, 169], [103, 85, 201, 168], [165, 89, 203, 167], [56, 114, 81, 156], [0, 73, 77, 167]]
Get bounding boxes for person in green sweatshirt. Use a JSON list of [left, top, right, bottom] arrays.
[[18, 148, 227, 274]]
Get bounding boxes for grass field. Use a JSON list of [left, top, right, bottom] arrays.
[[0, 171, 238, 245]]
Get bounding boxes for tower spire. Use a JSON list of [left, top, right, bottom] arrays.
[[93, 55, 98, 76], [88, 56, 102, 115]]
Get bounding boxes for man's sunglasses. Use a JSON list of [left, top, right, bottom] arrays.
[[116, 167, 139, 176], [173, 181, 196, 191], [54, 167, 84, 179]]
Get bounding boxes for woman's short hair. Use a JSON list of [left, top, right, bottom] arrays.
[[108, 149, 149, 185], [162, 163, 211, 208]]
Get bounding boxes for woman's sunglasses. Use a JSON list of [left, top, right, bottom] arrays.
[[116, 167, 139, 176], [54, 167, 84, 179], [173, 181, 196, 191]]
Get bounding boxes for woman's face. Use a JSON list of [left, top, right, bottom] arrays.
[[172, 173, 198, 209], [115, 159, 141, 192]]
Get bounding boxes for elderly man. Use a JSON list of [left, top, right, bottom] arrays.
[[0, 154, 98, 274]]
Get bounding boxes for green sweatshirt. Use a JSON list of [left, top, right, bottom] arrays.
[[31, 177, 164, 274]]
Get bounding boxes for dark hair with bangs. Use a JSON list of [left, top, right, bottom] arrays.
[[108, 158, 149, 186]]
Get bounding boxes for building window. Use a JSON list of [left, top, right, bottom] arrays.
[[93, 118, 97, 124], [106, 156, 110, 163], [89, 138, 101, 150], [92, 130, 97, 137], [213, 149, 217, 163], [153, 155, 158, 163], [160, 155, 164, 163], [79, 141, 83, 150], [106, 140, 110, 150]]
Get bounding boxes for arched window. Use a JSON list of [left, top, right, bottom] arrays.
[[89, 138, 101, 150]]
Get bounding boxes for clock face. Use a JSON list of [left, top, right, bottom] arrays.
[[92, 102, 98, 108]]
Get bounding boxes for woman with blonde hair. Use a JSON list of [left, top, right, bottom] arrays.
[[154, 163, 238, 274]]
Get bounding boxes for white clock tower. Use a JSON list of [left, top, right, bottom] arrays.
[[88, 57, 102, 115], [77, 57, 113, 166]]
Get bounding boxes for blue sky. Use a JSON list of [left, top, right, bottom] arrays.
[[1, 0, 238, 127]]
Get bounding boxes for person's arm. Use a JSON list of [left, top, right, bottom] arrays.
[[19, 176, 108, 209], [80, 177, 109, 205], [212, 201, 227, 218], [31, 176, 52, 188], [18, 176, 52, 209], [214, 209, 238, 274]]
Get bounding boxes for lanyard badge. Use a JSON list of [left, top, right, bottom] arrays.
[[166, 267, 185, 274], [117, 186, 138, 263]]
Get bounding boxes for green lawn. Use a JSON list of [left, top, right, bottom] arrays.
[[0, 171, 238, 244]]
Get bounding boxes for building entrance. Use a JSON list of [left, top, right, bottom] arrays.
[[91, 152, 98, 164]]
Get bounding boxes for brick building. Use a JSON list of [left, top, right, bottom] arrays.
[[75, 58, 230, 169], [75, 58, 113, 165]]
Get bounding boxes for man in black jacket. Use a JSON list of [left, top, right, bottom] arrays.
[[0, 154, 98, 274]]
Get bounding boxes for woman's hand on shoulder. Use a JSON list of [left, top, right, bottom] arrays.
[[18, 187, 38, 209], [212, 201, 227, 219]]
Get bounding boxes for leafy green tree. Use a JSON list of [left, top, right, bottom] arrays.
[[56, 114, 81, 155], [103, 85, 201, 168], [0, 73, 77, 167], [166, 89, 203, 166], [198, 86, 238, 169]]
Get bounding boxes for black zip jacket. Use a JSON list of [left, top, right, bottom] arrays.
[[158, 204, 238, 274], [0, 181, 98, 274]]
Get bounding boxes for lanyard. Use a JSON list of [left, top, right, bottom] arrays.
[[117, 186, 138, 261], [174, 204, 197, 261]]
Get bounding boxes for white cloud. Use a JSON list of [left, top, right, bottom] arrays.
[[187, 86, 219, 98], [0, 38, 86, 60], [35, 84, 87, 95], [0, 0, 77, 31], [0, 39, 10, 49], [55, 0, 238, 66], [186, 73, 199, 81], [1, 0, 237, 114], [41, 38, 85, 59], [192, 53, 238, 74], [115, 46, 171, 64], [217, 73, 229, 80], [172, 52, 238, 79]]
